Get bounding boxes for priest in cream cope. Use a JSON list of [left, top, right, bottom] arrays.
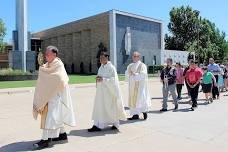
[[125, 52, 151, 120], [32, 46, 76, 150], [88, 52, 126, 132]]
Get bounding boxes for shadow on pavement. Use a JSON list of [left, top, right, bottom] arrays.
[[69, 128, 119, 137], [120, 119, 145, 125], [0, 140, 37, 152], [173, 108, 193, 112], [151, 97, 163, 99], [148, 109, 173, 114], [178, 100, 191, 104], [198, 102, 209, 106]]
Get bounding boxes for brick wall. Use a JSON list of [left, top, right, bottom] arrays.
[[0, 53, 9, 69], [33, 12, 110, 74]]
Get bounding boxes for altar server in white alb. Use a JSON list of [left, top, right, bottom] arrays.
[[125, 51, 151, 120], [33, 46, 76, 150], [88, 52, 127, 132]]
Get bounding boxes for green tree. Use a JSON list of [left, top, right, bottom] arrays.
[[165, 6, 228, 63], [0, 18, 7, 53], [222, 41, 228, 61], [165, 6, 199, 51]]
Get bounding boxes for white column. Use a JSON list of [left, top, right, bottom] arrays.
[[109, 10, 117, 68], [160, 22, 164, 50], [16, 0, 28, 71]]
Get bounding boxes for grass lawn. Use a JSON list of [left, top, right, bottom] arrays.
[[0, 74, 157, 89], [0, 80, 37, 89], [69, 74, 126, 84]]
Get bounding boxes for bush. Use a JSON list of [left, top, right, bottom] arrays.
[[148, 65, 164, 73], [0, 68, 36, 76]]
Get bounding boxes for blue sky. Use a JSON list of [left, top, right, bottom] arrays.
[[1, 0, 228, 42]]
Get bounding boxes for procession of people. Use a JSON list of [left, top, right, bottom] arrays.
[[32, 45, 228, 150]]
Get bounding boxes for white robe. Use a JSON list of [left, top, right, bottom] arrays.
[[92, 61, 126, 128], [42, 85, 76, 139], [125, 61, 151, 115]]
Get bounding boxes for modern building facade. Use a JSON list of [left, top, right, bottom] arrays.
[[161, 50, 189, 65], [32, 10, 163, 74]]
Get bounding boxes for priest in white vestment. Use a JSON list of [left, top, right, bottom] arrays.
[[33, 46, 76, 150], [88, 52, 126, 132], [125, 52, 151, 120]]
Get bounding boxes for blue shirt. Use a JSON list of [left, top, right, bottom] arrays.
[[226, 66, 228, 71], [207, 63, 221, 75]]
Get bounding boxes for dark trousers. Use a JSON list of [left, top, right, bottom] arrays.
[[212, 75, 219, 98], [189, 84, 200, 107], [176, 84, 183, 98]]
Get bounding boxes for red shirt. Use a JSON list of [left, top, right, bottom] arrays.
[[185, 67, 202, 84]]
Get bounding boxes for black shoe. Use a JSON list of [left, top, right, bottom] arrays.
[[209, 97, 213, 103], [128, 115, 139, 120], [143, 113, 148, 120], [111, 126, 118, 130], [192, 105, 198, 108], [191, 105, 197, 111], [160, 108, 168, 112], [52, 132, 68, 144], [191, 107, 195, 111], [88, 125, 102, 132], [33, 139, 51, 150], [174, 105, 178, 110]]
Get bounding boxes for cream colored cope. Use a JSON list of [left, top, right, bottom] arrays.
[[33, 57, 75, 130], [125, 61, 151, 115], [92, 61, 126, 127]]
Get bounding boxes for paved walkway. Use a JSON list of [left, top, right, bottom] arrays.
[[0, 78, 228, 152]]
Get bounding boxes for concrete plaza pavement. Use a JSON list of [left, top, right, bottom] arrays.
[[0, 77, 228, 152]]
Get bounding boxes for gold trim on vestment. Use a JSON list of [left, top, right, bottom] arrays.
[[41, 104, 48, 129], [129, 63, 142, 108]]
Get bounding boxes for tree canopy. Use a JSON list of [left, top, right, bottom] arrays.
[[165, 6, 228, 63], [0, 18, 7, 53]]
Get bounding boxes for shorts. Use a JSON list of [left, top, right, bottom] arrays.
[[202, 83, 212, 93]]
